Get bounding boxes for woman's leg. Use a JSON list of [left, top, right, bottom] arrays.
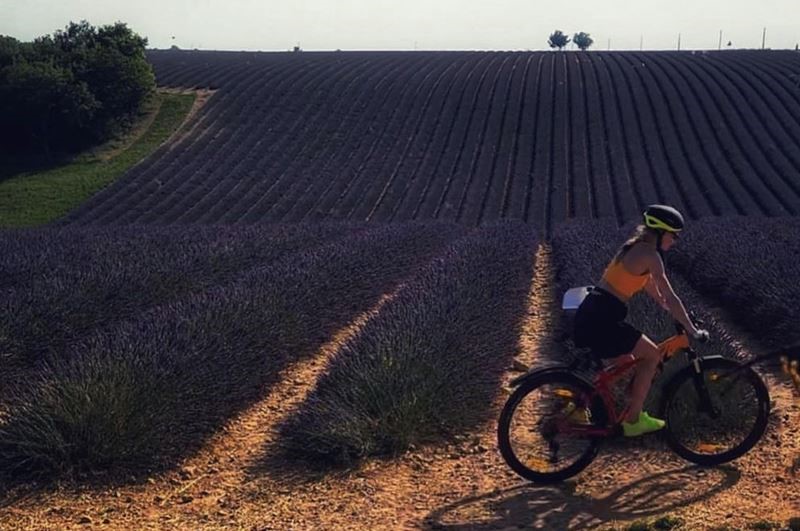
[[620, 334, 661, 422]]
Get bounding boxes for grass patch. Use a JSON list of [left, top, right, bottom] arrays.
[[748, 522, 781, 530], [0, 91, 196, 228], [652, 517, 684, 530], [624, 516, 684, 531]]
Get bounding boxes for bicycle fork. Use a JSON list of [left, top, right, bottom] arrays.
[[688, 351, 720, 418]]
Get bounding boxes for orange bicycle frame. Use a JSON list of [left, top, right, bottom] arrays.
[[559, 330, 691, 436]]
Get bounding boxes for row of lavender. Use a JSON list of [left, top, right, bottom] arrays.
[[0, 223, 466, 474], [278, 223, 538, 463], [668, 217, 800, 351], [65, 51, 800, 228], [0, 224, 353, 362]]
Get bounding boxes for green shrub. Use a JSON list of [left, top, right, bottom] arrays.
[[0, 20, 155, 158]]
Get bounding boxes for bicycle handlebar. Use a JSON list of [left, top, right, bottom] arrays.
[[673, 309, 709, 343]]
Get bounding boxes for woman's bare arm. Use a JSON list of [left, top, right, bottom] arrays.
[[644, 275, 669, 310], [647, 253, 699, 335]]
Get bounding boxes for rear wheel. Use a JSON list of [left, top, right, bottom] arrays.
[[661, 357, 770, 465], [497, 370, 607, 483]]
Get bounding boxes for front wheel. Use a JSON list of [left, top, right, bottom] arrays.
[[660, 356, 770, 466], [497, 370, 607, 483]]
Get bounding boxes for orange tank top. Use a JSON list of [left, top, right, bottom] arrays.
[[601, 259, 649, 300]]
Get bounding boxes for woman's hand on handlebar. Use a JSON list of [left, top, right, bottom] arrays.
[[683, 309, 710, 343], [692, 329, 710, 343], [673, 315, 710, 343]]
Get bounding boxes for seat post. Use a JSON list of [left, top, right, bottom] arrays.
[[590, 352, 605, 371], [570, 349, 605, 372]]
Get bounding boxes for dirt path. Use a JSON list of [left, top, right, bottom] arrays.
[[160, 88, 216, 152], [86, 88, 214, 163], [1, 243, 798, 530]]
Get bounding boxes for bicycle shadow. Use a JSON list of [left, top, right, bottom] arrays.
[[423, 464, 741, 530]]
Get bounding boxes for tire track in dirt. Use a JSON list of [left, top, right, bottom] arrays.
[[229, 242, 560, 530], [142, 291, 401, 530], [0, 293, 395, 530]]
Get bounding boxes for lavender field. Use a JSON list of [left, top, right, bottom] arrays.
[[60, 50, 800, 234], [2, 216, 798, 477], [2, 50, 799, 488]]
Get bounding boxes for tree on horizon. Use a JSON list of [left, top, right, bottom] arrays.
[[573, 32, 594, 51], [548, 30, 570, 50]]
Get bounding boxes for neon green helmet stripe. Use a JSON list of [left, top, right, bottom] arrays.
[[644, 213, 682, 232]]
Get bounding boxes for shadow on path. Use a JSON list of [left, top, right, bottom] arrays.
[[424, 464, 741, 530]]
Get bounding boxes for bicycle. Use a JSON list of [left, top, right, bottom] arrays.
[[497, 285, 772, 483]]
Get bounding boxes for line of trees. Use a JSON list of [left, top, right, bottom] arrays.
[[0, 21, 155, 160], [548, 30, 594, 51]]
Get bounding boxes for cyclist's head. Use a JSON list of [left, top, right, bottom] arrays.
[[643, 204, 684, 253], [643, 204, 684, 233]]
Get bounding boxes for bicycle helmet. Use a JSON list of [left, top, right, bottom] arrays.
[[643, 204, 684, 255], [643, 204, 684, 233]]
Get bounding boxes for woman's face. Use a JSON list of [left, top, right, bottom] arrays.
[[660, 231, 679, 251]]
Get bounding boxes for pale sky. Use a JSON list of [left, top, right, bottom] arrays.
[[2, 0, 799, 52]]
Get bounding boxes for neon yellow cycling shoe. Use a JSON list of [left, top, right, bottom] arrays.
[[622, 411, 665, 437]]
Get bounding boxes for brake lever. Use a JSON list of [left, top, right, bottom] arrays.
[[687, 309, 705, 329]]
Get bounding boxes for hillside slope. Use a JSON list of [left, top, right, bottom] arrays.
[[62, 50, 800, 231]]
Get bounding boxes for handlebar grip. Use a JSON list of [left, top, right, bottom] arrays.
[[694, 330, 710, 343]]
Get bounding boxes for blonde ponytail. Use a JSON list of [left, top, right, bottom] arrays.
[[611, 225, 657, 263]]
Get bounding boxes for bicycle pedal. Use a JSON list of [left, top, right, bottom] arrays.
[[569, 409, 591, 424]]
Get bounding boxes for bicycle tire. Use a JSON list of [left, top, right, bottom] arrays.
[[660, 357, 770, 466], [497, 370, 607, 483]]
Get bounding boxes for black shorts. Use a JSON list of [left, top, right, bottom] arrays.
[[573, 287, 643, 358]]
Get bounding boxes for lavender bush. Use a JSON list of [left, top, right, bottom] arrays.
[[280, 222, 538, 463], [668, 216, 800, 350]]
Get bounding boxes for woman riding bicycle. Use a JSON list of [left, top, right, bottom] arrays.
[[573, 204, 709, 437]]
